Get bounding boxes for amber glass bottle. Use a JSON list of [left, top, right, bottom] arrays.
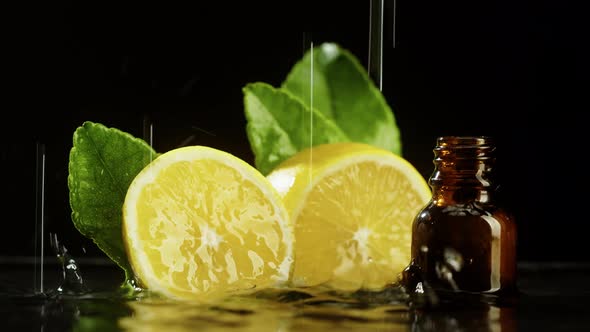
[[410, 136, 517, 294]]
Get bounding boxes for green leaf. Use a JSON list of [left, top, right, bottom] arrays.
[[282, 42, 402, 155], [243, 82, 349, 175], [68, 121, 156, 279]]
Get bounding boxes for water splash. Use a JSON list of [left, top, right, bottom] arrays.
[[400, 262, 440, 308], [50, 233, 88, 295], [400, 245, 441, 307], [399, 245, 517, 313]]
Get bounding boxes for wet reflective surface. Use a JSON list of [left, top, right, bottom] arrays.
[[2, 260, 590, 331]]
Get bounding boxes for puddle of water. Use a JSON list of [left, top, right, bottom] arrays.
[[3, 283, 515, 332], [2, 242, 516, 332]]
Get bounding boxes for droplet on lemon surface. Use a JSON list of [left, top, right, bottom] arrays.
[[267, 142, 430, 291], [122, 146, 293, 301]]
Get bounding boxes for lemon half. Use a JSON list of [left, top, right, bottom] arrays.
[[267, 142, 430, 291], [123, 146, 293, 301]]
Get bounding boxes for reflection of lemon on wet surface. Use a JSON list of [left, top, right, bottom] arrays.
[[122, 146, 293, 301], [267, 143, 431, 291]]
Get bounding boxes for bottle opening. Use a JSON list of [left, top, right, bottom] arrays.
[[436, 136, 494, 148]]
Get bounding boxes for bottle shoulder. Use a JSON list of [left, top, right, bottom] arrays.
[[414, 200, 515, 224]]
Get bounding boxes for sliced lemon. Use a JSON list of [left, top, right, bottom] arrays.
[[267, 142, 430, 291], [123, 146, 293, 301]]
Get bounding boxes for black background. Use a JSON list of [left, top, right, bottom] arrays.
[[2, 1, 588, 263]]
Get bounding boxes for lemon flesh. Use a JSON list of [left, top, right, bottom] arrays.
[[267, 143, 430, 291], [123, 146, 293, 301]]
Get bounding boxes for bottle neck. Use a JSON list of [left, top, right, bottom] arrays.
[[429, 136, 496, 205]]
